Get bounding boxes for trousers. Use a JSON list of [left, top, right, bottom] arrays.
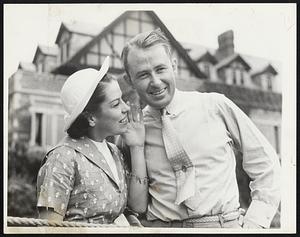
[[139, 213, 244, 228]]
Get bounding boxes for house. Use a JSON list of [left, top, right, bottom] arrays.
[[8, 10, 281, 155]]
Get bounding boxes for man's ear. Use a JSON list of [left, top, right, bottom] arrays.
[[171, 57, 178, 74], [123, 73, 134, 87]]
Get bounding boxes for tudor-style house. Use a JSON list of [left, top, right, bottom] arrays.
[[8, 10, 282, 157]]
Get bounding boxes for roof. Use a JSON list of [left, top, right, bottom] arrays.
[[251, 63, 278, 78], [181, 42, 216, 61], [198, 81, 282, 112], [55, 21, 103, 44], [38, 45, 59, 56], [32, 45, 59, 63], [197, 51, 218, 64], [18, 62, 36, 72], [64, 21, 103, 36], [182, 41, 281, 76], [215, 53, 251, 71], [53, 10, 207, 78]]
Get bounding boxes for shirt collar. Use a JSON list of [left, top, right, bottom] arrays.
[[144, 89, 185, 118]]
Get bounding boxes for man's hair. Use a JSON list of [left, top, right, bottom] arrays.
[[67, 74, 115, 139], [121, 28, 172, 76]]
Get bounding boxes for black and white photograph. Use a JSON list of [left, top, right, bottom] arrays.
[[4, 3, 296, 234]]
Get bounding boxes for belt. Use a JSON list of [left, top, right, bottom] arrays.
[[184, 208, 245, 224]]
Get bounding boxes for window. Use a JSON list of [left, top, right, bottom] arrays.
[[203, 63, 210, 78], [267, 75, 273, 91], [37, 63, 43, 73], [274, 125, 280, 154], [232, 68, 244, 85], [255, 123, 280, 154], [232, 69, 237, 85], [240, 70, 244, 85], [32, 112, 66, 147], [60, 41, 69, 63], [35, 113, 43, 146]]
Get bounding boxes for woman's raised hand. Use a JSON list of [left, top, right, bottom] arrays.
[[122, 102, 145, 147]]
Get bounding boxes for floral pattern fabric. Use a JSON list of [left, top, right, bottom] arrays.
[[36, 136, 129, 224]]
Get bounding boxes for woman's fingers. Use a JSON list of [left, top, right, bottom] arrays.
[[126, 101, 143, 123], [127, 101, 133, 122], [131, 103, 138, 122], [129, 103, 142, 123], [137, 107, 143, 124]]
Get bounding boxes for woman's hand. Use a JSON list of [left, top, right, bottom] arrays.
[[122, 103, 145, 147]]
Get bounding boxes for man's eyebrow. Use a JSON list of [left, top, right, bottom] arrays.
[[136, 70, 149, 77], [154, 64, 167, 69]]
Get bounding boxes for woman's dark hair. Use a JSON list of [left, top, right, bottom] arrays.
[[67, 73, 114, 139]]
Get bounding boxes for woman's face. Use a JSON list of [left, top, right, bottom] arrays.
[[91, 80, 130, 138]]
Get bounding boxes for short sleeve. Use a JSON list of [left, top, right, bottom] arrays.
[[36, 147, 76, 216]]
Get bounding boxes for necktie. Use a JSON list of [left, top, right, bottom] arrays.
[[161, 108, 195, 205]]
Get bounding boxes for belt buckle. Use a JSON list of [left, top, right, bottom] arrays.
[[220, 210, 239, 223]]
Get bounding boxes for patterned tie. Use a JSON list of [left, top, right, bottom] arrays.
[[161, 108, 195, 205]]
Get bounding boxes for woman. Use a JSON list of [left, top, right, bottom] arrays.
[[36, 57, 147, 225]]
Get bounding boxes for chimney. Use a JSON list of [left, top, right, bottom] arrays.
[[216, 30, 234, 61]]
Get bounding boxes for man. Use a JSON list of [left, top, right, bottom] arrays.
[[120, 29, 280, 228]]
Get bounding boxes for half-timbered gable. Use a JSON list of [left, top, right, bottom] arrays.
[[54, 11, 206, 82]]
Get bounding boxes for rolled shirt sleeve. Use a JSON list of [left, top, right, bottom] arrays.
[[37, 147, 76, 216], [214, 94, 281, 228]]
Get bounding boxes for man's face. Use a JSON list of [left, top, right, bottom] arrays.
[[126, 44, 177, 110]]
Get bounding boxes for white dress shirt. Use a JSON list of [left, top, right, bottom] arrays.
[[143, 89, 281, 228]]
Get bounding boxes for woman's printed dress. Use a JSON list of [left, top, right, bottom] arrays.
[[36, 136, 129, 224]]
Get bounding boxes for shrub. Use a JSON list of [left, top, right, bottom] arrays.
[[7, 143, 47, 218], [7, 174, 37, 218]]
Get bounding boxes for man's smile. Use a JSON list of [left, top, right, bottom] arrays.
[[149, 87, 167, 96]]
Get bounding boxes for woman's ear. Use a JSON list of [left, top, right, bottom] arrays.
[[88, 118, 96, 127], [82, 112, 96, 127]]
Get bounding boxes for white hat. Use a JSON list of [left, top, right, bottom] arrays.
[[61, 56, 110, 132]]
